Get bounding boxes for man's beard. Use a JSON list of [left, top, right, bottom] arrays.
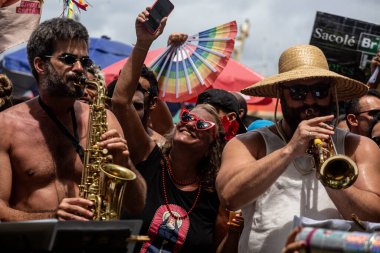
[[41, 63, 84, 98], [281, 97, 334, 134]]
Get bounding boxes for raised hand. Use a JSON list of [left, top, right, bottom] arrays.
[[167, 32, 188, 46], [369, 49, 380, 89], [135, 7, 168, 46]]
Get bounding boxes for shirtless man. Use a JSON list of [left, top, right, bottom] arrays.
[[345, 89, 380, 137], [0, 17, 146, 221], [216, 45, 380, 253]]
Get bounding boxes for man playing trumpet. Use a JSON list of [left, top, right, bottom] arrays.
[[216, 45, 380, 253]]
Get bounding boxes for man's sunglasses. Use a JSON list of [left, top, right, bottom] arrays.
[[180, 108, 215, 131], [45, 53, 93, 68], [355, 109, 380, 117], [372, 136, 380, 147], [281, 84, 330, 101]]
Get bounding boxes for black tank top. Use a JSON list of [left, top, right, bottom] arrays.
[[127, 146, 220, 253]]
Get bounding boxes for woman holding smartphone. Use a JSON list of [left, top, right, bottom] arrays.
[[112, 7, 229, 253]]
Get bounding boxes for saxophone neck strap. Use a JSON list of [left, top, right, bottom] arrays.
[[38, 96, 84, 162]]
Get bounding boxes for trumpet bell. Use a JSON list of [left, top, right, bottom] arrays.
[[319, 154, 358, 189]]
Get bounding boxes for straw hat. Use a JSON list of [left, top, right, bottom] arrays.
[[241, 45, 368, 101]]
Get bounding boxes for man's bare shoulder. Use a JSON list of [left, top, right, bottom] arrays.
[[0, 99, 37, 127], [344, 132, 380, 158], [344, 131, 380, 197], [0, 100, 40, 148], [344, 132, 380, 185]]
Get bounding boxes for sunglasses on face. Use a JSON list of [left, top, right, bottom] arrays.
[[180, 108, 215, 131], [281, 84, 330, 101], [45, 53, 93, 68], [355, 109, 380, 117], [372, 136, 380, 147]]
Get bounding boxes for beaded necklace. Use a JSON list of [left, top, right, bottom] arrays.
[[160, 154, 201, 220], [164, 154, 198, 186]]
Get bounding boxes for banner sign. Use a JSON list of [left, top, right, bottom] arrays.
[[0, 0, 43, 53], [310, 12, 380, 83]]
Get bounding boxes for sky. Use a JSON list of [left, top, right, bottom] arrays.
[[1, 0, 377, 79], [38, 0, 380, 78]]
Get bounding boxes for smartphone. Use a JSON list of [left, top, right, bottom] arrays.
[[144, 0, 174, 34]]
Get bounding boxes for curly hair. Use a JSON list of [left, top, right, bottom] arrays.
[[141, 64, 159, 102], [161, 104, 226, 191], [27, 17, 89, 81], [87, 64, 104, 80], [0, 74, 13, 111]]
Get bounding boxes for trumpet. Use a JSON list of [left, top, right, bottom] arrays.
[[309, 137, 358, 189]]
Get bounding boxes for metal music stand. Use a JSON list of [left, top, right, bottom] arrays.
[[0, 219, 57, 252], [50, 220, 142, 253], [0, 219, 142, 253]]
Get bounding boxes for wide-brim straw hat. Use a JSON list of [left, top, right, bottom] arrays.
[[241, 45, 368, 101]]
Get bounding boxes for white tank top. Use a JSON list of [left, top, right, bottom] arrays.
[[239, 127, 346, 253]]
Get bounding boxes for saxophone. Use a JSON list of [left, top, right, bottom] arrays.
[[78, 77, 136, 220]]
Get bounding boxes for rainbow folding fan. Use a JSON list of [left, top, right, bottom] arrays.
[[149, 21, 237, 102]]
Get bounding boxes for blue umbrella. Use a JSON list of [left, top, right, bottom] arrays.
[[0, 36, 132, 98], [87, 36, 133, 70]]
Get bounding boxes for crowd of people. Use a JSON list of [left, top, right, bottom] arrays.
[[0, 5, 380, 253]]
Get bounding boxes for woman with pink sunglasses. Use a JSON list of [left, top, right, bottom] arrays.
[[111, 7, 230, 253]]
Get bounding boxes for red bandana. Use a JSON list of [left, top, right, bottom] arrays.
[[221, 116, 239, 141]]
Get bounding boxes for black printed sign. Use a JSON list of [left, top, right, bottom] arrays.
[[310, 12, 380, 83]]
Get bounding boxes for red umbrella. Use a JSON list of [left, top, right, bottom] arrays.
[[103, 47, 162, 85], [102, 47, 270, 105]]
